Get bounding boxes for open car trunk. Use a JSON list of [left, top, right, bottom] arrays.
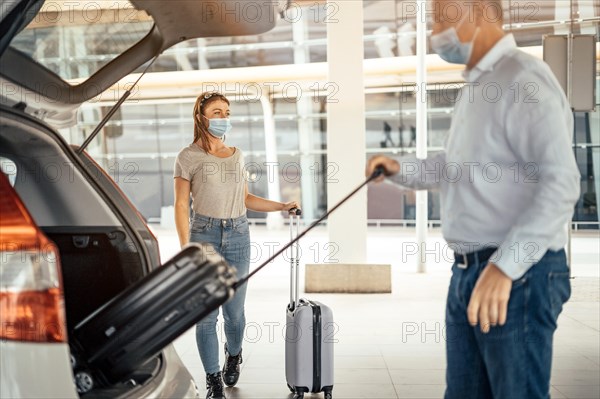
[[1, 2, 287, 397], [0, 105, 188, 397]]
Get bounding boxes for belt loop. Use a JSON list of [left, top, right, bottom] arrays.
[[457, 254, 468, 269]]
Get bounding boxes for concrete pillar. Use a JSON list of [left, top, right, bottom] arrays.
[[416, 0, 428, 273], [593, 80, 600, 234], [260, 93, 284, 229], [326, 0, 367, 263]]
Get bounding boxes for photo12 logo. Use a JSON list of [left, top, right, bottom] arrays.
[[197, 82, 340, 104], [203, 319, 340, 345], [398, 1, 539, 25]]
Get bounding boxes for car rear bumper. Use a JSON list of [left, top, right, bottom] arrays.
[[0, 341, 198, 399], [151, 345, 200, 399], [0, 341, 78, 399]]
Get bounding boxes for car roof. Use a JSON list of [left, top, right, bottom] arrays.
[[0, 0, 285, 127]]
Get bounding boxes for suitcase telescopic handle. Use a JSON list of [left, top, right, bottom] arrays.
[[235, 166, 385, 289], [289, 210, 301, 309]]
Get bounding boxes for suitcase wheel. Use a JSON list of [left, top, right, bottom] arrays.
[[293, 387, 306, 399], [324, 390, 333, 399], [287, 383, 295, 393]]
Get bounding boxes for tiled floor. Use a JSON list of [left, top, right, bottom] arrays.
[[151, 225, 600, 399]]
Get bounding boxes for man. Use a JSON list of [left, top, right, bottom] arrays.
[[367, 1, 581, 398]]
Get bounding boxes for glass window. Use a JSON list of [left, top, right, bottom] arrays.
[[307, 116, 327, 152], [133, 11, 297, 73], [10, 0, 154, 81], [362, 0, 600, 58], [277, 154, 302, 204], [572, 77, 600, 228], [365, 91, 417, 151], [156, 104, 194, 154], [226, 119, 265, 153], [274, 120, 300, 152], [364, 0, 400, 59], [60, 0, 598, 227], [203, 46, 295, 69], [309, 44, 327, 63], [305, 3, 328, 40]]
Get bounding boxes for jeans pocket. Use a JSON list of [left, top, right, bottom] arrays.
[[548, 271, 571, 316], [190, 218, 210, 233], [234, 219, 249, 234]]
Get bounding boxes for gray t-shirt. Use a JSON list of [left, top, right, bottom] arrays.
[[174, 143, 247, 219]]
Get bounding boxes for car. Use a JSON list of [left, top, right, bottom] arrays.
[[0, 1, 286, 397]]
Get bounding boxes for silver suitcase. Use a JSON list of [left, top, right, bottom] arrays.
[[285, 209, 334, 399]]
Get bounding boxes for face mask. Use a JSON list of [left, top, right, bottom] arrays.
[[202, 115, 232, 139], [430, 15, 479, 65]]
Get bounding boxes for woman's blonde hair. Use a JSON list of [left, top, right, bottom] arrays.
[[192, 92, 230, 153]]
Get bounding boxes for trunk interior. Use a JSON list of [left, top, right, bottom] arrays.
[[42, 227, 145, 332], [0, 108, 167, 395]]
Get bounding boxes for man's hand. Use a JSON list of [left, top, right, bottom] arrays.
[[467, 263, 513, 333], [366, 155, 400, 183]]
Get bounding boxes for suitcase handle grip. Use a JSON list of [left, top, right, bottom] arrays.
[[288, 207, 302, 216], [372, 165, 386, 178]]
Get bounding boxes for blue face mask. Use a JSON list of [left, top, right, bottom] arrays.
[[203, 115, 232, 139], [430, 16, 479, 65]]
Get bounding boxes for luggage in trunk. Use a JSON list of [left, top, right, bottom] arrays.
[[70, 242, 236, 390]]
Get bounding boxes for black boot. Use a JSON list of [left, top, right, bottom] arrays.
[[205, 372, 225, 399], [222, 344, 242, 387]]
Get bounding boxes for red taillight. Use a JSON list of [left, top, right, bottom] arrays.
[[0, 172, 67, 343]]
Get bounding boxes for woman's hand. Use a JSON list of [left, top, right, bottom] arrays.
[[281, 201, 300, 212]]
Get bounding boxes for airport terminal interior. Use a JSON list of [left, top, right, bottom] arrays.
[[32, 0, 598, 227], [2, 0, 600, 398]]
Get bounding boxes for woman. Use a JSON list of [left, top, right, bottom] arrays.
[[174, 92, 299, 399]]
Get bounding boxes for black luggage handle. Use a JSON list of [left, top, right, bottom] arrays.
[[289, 207, 302, 216], [234, 166, 385, 289]]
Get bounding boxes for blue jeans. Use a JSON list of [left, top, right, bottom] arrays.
[[445, 249, 571, 399], [189, 213, 251, 375]]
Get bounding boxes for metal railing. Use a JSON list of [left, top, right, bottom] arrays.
[[243, 218, 598, 231], [148, 217, 597, 231]]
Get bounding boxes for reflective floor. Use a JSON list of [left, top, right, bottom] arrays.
[[151, 224, 600, 399]]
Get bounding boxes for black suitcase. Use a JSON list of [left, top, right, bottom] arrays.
[[70, 242, 236, 391]]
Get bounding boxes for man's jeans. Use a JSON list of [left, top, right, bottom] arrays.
[[189, 213, 251, 375], [445, 249, 571, 399]]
